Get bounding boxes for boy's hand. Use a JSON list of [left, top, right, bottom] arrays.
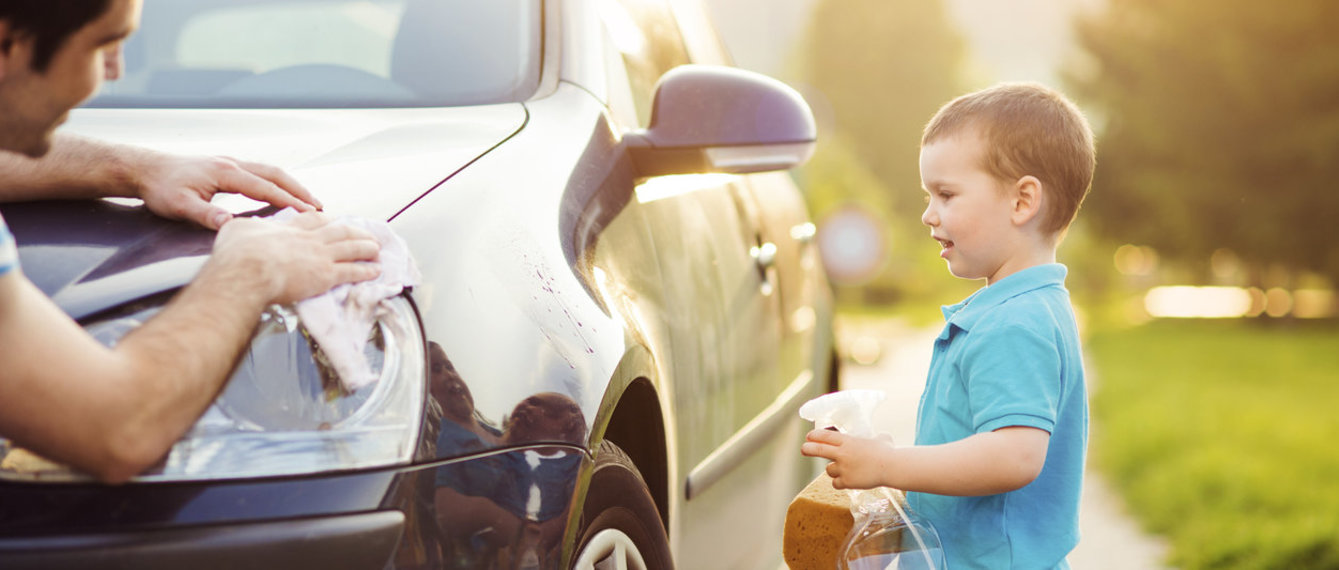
[[801, 428, 897, 490]]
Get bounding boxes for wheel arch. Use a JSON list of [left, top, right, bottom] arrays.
[[587, 345, 670, 532], [599, 377, 668, 530]]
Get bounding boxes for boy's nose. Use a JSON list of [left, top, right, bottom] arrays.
[[921, 204, 936, 227]]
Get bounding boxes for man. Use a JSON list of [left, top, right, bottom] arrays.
[[0, 0, 382, 484]]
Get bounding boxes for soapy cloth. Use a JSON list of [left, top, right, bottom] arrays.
[[268, 208, 421, 391]]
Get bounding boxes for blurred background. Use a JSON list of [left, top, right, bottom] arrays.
[[706, 0, 1339, 568]]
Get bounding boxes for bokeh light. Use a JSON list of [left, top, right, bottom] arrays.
[[1114, 244, 1158, 277], [1143, 286, 1253, 319]]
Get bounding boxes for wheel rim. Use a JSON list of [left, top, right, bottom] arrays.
[[573, 528, 648, 570]]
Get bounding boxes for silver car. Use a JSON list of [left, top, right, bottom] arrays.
[[0, 0, 835, 568]]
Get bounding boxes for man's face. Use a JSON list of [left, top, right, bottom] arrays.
[[0, 0, 141, 157]]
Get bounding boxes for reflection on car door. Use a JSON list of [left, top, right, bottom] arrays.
[[600, 0, 808, 567], [634, 174, 788, 569]]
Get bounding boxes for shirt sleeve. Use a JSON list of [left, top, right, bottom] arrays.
[[961, 322, 1062, 434], [0, 214, 18, 276]]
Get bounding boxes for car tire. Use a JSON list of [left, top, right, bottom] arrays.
[[571, 441, 673, 570]]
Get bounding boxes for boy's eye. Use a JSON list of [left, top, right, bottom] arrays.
[[923, 189, 953, 204]]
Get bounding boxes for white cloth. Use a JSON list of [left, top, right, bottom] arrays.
[[269, 208, 421, 391]]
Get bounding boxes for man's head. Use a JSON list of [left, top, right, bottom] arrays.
[[922, 82, 1096, 237], [427, 342, 475, 424], [0, 0, 139, 157]]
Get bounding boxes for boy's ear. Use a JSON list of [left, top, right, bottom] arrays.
[[1010, 175, 1044, 227]]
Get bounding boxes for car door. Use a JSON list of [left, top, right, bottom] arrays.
[[598, 1, 801, 567]]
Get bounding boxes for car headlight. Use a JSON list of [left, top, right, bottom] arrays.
[[0, 296, 424, 482]]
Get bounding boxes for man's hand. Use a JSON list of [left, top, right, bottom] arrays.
[[209, 211, 381, 304], [802, 429, 897, 490], [0, 135, 322, 226], [136, 152, 324, 230]]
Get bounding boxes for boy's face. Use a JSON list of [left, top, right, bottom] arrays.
[[0, 0, 140, 157], [919, 131, 1020, 284]]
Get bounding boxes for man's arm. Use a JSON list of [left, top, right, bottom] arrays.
[[802, 426, 1050, 496], [0, 212, 379, 484], [0, 133, 322, 229]]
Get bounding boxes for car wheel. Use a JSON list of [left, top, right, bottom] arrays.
[[571, 441, 673, 570]]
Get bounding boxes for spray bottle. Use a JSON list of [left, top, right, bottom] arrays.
[[800, 390, 946, 570]]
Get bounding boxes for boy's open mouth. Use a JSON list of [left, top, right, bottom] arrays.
[[934, 236, 954, 257]]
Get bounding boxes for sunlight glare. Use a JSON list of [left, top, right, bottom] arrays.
[[1144, 286, 1253, 319], [635, 173, 738, 204]]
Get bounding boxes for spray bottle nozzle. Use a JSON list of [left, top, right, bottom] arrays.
[[798, 389, 886, 437]]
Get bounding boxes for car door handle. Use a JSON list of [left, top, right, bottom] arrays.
[[751, 242, 777, 269], [790, 222, 816, 245]]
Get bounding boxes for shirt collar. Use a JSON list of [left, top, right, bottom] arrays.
[[938, 263, 1068, 339]]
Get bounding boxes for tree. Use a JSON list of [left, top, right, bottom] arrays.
[[1067, 0, 1339, 286], [799, 0, 966, 217], [797, 0, 970, 305]]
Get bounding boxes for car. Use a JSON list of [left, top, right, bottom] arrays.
[[0, 0, 835, 568]]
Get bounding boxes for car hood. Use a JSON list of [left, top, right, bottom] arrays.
[[65, 104, 527, 219], [5, 104, 526, 319]]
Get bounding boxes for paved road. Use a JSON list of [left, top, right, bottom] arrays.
[[834, 318, 1173, 569]]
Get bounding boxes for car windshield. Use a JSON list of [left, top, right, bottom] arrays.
[[89, 0, 542, 109]]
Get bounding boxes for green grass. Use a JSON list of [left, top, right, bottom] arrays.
[[1086, 320, 1339, 569]]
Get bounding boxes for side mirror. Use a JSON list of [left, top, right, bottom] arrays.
[[624, 65, 817, 177]]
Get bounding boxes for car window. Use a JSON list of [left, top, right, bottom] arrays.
[[665, 0, 732, 66], [176, 4, 400, 77], [600, 0, 690, 126], [90, 0, 542, 109]]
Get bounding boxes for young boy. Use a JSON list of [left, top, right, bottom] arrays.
[[802, 82, 1095, 569]]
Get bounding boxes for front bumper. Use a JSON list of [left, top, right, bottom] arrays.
[[0, 469, 407, 569], [0, 510, 404, 570], [0, 447, 587, 569]]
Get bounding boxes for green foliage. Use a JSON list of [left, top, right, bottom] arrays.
[[799, 0, 967, 223], [1088, 320, 1339, 569], [1067, 0, 1339, 285], [796, 0, 979, 311]]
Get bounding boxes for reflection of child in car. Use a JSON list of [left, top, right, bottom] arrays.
[[428, 339, 588, 566], [499, 392, 587, 521], [434, 392, 586, 521]]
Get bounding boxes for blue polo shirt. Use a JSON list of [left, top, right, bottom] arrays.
[[908, 264, 1088, 569], [0, 214, 17, 276]]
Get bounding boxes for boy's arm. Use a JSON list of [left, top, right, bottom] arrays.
[[802, 426, 1050, 496], [0, 133, 321, 229]]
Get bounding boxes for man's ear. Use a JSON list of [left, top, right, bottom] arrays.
[[0, 20, 29, 80], [1011, 175, 1044, 227], [0, 20, 13, 79]]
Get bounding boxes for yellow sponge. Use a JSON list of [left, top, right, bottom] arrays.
[[783, 472, 853, 569]]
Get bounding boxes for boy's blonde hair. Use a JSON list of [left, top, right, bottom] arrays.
[[923, 82, 1096, 236]]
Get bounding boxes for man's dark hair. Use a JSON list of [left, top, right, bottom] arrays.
[[0, 0, 114, 72]]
